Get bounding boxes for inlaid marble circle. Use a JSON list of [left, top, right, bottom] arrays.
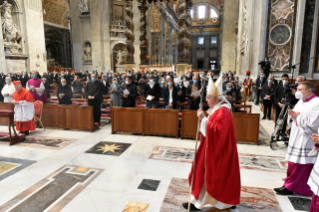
[[270, 25, 291, 45]]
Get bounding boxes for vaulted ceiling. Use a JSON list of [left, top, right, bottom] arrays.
[[42, 0, 70, 29]]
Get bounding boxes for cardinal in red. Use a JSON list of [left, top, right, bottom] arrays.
[[183, 75, 241, 211]]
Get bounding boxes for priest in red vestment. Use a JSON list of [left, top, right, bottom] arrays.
[[12, 81, 35, 135], [183, 75, 241, 211]]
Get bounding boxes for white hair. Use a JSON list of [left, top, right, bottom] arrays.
[[296, 75, 305, 81]]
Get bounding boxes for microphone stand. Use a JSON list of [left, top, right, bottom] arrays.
[[288, 55, 319, 82], [188, 76, 208, 212]]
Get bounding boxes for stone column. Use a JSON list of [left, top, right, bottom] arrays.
[[126, 0, 135, 65], [138, 0, 148, 66], [0, 15, 7, 73]]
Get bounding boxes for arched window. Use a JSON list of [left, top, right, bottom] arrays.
[[210, 8, 218, 18], [190, 9, 194, 18], [198, 5, 206, 19]]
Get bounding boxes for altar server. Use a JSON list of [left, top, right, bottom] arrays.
[[26, 71, 48, 104], [12, 81, 35, 135], [1, 77, 15, 102], [274, 81, 319, 196], [183, 75, 241, 211]]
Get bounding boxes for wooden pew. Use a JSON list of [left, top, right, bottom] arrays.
[[112, 108, 179, 137], [180, 110, 260, 145]]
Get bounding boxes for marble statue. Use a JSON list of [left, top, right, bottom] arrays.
[[0, 1, 22, 47], [78, 0, 89, 14], [83, 44, 92, 61], [116, 50, 124, 66]]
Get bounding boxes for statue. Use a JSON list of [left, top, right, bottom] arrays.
[[78, 0, 89, 14], [0, 1, 22, 47], [83, 44, 92, 61], [116, 50, 124, 66]]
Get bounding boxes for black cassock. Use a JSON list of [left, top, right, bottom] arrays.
[[121, 83, 137, 107], [57, 85, 73, 105]]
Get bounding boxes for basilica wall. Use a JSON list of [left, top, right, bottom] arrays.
[[0, 0, 47, 74]]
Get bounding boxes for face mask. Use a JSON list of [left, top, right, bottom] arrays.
[[184, 81, 190, 87], [246, 75, 250, 78], [62, 83, 66, 87], [91, 78, 96, 82], [179, 83, 183, 87], [5, 80, 9, 84], [226, 87, 232, 92], [61, 74, 64, 77], [295, 91, 303, 100], [149, 79, 154, 83], [228, 74, 232, 77], [43, 80, 46, 83], [113, 81, 117, 85], [268, 80, 272, 84], [33, 74, 37, 78], [125, 80, 129, 85], [168, 82, 173, 86], [261, 75, 264, 78], [7, 75, 10, 77], [283, 80, 287, 85], [161, 84, 164, 88], [193, 80, 198, 84]]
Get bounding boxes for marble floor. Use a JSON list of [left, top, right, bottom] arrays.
[[0, 105, 311, 212]]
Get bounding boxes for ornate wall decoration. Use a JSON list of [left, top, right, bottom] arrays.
[[151, 9, 160, 32], [125, 0, 135, 64], [78, 0, 89, 14], [114, 5, 124, 21], [138, 0, 148, 65], [83, 41, 92, 63], [266, 0, 297, 71]]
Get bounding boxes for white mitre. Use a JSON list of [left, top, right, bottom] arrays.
[[207, 74, 223, 97]]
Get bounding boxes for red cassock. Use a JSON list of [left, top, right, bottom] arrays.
[[189, 106, 241, 206]]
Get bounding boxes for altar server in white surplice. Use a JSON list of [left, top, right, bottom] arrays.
[[274, 81, 319, 196], [1, 77, 15, 102]]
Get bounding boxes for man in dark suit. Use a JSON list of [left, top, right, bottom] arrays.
[[273, 74, 289, 123], [262, 77, 276, 120], [85, 74, 103, 126], [186, 75, 201, 110], [271, 74, 278, 86], [121, 76, 138, 107], [259, 57, 271, 79], [100, 75, 109, 95], [20, 71, 29, 87], [255, 72, 267, 105]]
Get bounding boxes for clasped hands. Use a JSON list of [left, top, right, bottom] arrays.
[[197, 108, 206, 119], [288, 109, 300, 120], [12, 100, 21, 105], [311, 133, 319, 145], [88, 95, 95, 100]]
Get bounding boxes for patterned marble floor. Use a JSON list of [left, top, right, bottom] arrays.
[[0, 113, 310, 212]]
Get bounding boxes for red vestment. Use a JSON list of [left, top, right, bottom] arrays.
[[189, 106, 241, 206], [12, 88, 35, 132]]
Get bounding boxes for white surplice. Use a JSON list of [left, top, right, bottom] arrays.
[[26, 81, 45, 96], [286, 95, 319, 164]]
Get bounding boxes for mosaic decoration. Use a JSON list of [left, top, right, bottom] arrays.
[[114, 5, 124, 21], [85, 141, 132, 156], [266, 0, 297, 71], [0, 157, 36, 181], [149, 146, 287, 172], [0, 136, 77, 150], [0, 165, 103, 212], [160, 178, 283, 212]]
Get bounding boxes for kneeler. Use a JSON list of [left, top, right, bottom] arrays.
[[0, 110, 26, 145]]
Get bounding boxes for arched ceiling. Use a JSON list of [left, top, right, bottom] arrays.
[[42, 0, 70, 29]]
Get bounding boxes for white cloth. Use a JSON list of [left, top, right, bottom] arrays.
[[169, 89, 173, 104], [1, 83, 15, 102], [308, 128, 319, 195], [286, 96, 319, 164], [26, 81, 45, 96], [14, 101, 34, 122], [194, 97, 232, 209]]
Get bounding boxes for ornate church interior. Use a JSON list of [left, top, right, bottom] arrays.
[[0, 0, 319, 212]]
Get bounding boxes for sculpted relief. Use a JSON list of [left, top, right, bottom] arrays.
[[79, 0, 89, 14], [0, 1, 22, 52]]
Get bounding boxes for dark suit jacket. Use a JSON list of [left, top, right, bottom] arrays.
[[176, 85, 186, 102], [101, 80, 109, 95], [57, 85, 73, 105], [256, 77, 267, 88], [273, 81, 286, 105], [261, 83, 276, 100], [164, 87, 178, 109]]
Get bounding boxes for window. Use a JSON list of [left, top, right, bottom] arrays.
[[211, 37, 217, 44], [210, 9, 218, 18], [198, 37, 204, 45], [190, 9, 193, 18], [198, 6, 206, 19]]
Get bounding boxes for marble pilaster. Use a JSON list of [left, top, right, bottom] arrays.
[[0, 15, 7, 73]]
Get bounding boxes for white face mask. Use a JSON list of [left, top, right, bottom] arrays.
[[113, 81, 117, 85], [283, 80, 287, 85], [295, 91, 303, 100], [268, 80, 272, 84], [149, 79, 154, 83], [125, 80, 129, 85]]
